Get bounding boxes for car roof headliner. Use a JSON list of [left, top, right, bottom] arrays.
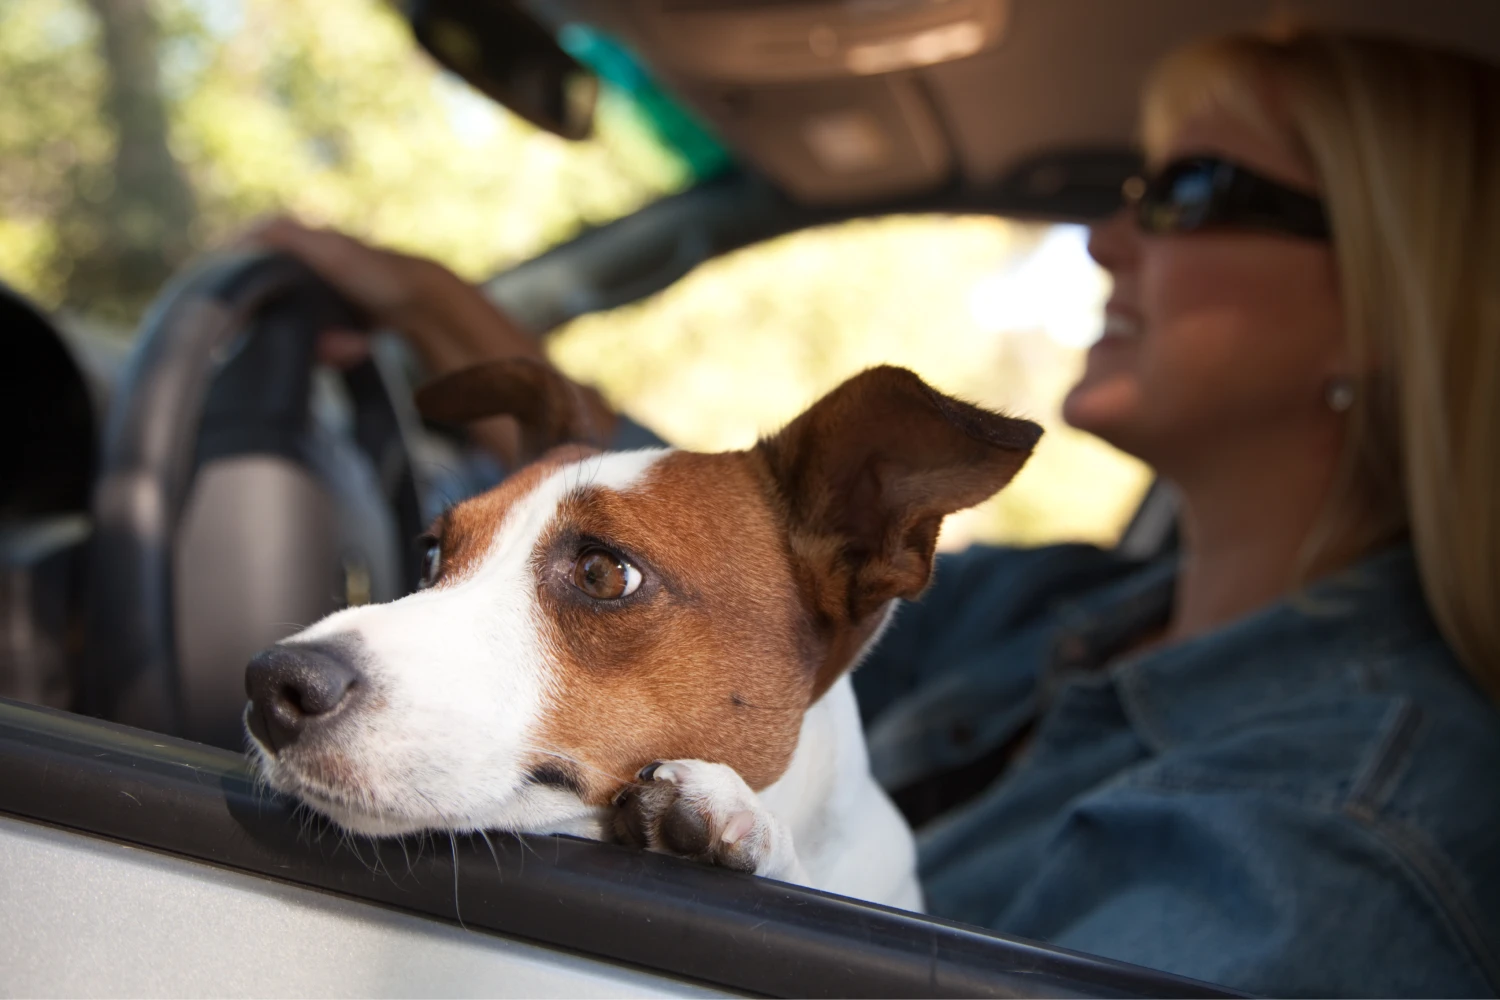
[[549, 0, 1500, 211]]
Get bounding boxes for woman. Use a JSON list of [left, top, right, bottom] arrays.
[[256, 29, 1500, 996]]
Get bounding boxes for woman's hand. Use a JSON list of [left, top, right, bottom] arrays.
[[243, 216, 613, 465], [246, 216, 545, 372]]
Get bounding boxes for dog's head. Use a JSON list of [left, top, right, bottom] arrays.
[[244, 361, 1040, 836]]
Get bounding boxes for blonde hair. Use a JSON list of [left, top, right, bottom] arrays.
[[1142, 31, 1500, 698]]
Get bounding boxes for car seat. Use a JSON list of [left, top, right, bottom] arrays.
[[77, 253, 425, 749], [0, 284, 95, 709]]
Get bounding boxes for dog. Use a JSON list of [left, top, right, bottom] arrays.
[[244, 362, 1039, 910]]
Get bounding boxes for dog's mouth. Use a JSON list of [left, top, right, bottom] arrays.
[[251, 750, 435, 837], [244, 726, 609, 839], [242, 717, 419, 835]]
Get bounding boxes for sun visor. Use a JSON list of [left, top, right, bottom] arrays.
[[602, 0, 1008, 204], [681, 73, 953, 204], [633, 0, 1009, 84]]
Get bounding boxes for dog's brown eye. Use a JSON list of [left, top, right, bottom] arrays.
[[572, 548, 641, 600], [418, 535, 441, 589]]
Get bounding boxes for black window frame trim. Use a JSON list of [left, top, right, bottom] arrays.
[[0, 697, 1241, 998]]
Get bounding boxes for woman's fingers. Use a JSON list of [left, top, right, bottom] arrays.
[[242, 216, 431, 322], [314, 326, 373, 370]]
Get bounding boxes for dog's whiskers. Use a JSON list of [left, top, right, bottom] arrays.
[[448, 831, 467, 931], [476, 828, 502, 873]]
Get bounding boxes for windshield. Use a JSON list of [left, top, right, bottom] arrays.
[[0, 0, 693, 328], [549, 218, 1147, 549], [0, 0, 1147, 546]]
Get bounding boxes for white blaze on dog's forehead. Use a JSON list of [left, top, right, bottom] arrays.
[[551, 447, 670, 495]]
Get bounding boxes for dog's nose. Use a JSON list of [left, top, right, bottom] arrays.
[[244, 643, 360, 752]]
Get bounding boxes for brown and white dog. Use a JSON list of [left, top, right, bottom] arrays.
[[244, 362, 1039, 909]]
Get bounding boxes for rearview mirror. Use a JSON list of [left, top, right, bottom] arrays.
[[400, 0, 597, 140]]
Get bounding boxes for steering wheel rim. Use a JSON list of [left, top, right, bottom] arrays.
[[79, 250, 423, 737]]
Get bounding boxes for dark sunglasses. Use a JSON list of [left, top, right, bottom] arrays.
[[1124, 155, 1331, 241]]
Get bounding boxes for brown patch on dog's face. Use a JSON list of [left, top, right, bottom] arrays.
[[530, 450, 815, 804], [426, 444, 600, 588]]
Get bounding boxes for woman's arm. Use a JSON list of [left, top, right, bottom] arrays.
[[247, 217, 619, 465]]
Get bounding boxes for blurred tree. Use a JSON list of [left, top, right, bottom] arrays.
[[0, 0, 106, 304], [62, 0, 196, 321], [166, 0, 686, 278], [0, 0, 684, 324]]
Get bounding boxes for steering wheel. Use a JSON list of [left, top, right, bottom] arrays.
[[79, 251, 425, 749]]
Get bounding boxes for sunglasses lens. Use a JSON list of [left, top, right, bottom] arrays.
[[1131, 156, 1330, 240], [1140, 161, 1218, 232]]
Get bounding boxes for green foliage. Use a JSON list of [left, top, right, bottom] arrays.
[[0, 0, 685, 319], [0, 0, 108, 303]]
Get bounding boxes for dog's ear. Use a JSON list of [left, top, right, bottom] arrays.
[[756, 365, 1040, 653], [415, 358, 615, 465]]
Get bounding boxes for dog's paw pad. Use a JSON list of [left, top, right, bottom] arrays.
[[612, 759, 774, 875]]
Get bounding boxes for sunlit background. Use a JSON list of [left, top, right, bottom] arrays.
[[1, 0, 1149, 548]]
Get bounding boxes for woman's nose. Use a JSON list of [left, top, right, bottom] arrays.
[[1087, 208, 1140, 274]]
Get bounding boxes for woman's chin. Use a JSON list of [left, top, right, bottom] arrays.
[[1061, 375, 1141, 442]]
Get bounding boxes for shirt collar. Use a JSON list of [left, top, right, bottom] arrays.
[[1051, 543, 1444, 751]]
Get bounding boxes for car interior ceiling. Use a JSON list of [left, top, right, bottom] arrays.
[[532, 0, 1500, 208], [5, 0, 1499, 764]]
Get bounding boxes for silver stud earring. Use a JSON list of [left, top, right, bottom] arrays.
[[1324, 376, 1356, 413]]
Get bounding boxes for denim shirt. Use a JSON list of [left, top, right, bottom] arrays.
[[855, 543, 1500, 998]]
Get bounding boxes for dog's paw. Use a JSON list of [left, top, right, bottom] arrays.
[[612, 759, 805, 882]]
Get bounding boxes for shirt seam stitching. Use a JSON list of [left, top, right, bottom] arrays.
[[1112, 665, 1171, 756], [1340, 805, 1500, 992], [1345, 698, 1424, 811]]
